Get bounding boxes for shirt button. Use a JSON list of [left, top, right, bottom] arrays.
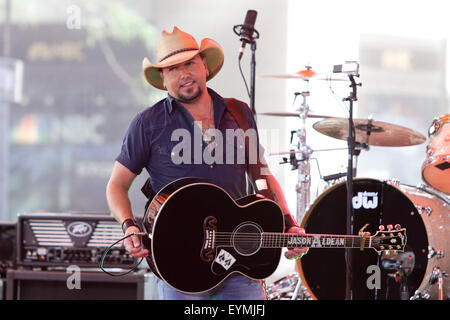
[[210, 165, 214, 168]]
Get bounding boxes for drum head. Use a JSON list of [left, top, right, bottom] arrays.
[[297, 178, 428, 300]]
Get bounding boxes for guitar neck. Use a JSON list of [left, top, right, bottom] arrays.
[[261, 232, 370, 249]]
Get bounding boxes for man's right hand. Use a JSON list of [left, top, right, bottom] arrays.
[[124, 226, 149, 258]]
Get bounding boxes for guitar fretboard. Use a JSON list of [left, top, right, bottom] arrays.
[[261, 232, 371, 248], [213, 232, 371, 249], [262, 233, 370, 249]]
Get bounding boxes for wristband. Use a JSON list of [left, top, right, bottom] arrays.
[[284, 214, 299, 232], [121, 218, 139, 234]]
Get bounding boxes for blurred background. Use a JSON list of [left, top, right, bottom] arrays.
[[0, 0, 448, 226]]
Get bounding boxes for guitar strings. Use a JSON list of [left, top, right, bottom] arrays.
[[213, 234, 372, 246], [211, 232, 397, 247]]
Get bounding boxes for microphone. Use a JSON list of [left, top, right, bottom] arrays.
[[238, 10, 257, 60]]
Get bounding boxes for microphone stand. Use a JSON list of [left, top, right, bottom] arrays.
[[249, 40, 257, 116], [344, 73, 360, 300], [234, 24, 259, 195], [246, 39, 257, 195]]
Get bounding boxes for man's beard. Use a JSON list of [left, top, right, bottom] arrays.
[[176, 82, 203, 103]]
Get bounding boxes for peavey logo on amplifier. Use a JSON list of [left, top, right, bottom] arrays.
[[352, 191, 378, 210], [17, 212, 136, 268], [67, 221, 92, 237]]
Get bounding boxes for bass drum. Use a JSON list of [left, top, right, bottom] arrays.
[[296, 178, 449, 300]]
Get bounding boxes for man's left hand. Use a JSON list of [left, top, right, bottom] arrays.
[[284, 226, 309, 260]]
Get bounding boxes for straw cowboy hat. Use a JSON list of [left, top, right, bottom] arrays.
[[142, 27, 224, 90]]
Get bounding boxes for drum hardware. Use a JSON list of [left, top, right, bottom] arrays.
[[411, 291, 431, 300], [427, 246, 445, 260], [258, 111, 332, 119], [430, 267, 448, 300], [381, 251, 415, 300], [416, 205, 432, 216], [340, 68, 361, 301], [323, 171, 348, 182], [267, 72, 316, 300], [411, 267, 449, 300], [387, 178, 401, 187], [265, 273, 312, 300]]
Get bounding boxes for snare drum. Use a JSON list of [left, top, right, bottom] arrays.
[[296, 178, 449, 300], [422, 114, 450, 194]]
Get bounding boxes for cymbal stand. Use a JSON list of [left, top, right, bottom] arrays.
[[293, 90, 313, 224], [290, 89, 313, 300], [344, 73, 361, 300]]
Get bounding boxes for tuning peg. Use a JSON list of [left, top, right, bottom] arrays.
[[395, 224, 401, 230], [387, 224, 393, 231], [379, 225, 385, 231]]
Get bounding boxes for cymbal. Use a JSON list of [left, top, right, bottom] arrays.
[[313, 117, 427, 146], [260, 67, 347, 81], [258, 112, 332, 119]]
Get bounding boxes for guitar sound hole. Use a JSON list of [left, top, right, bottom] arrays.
[[232, 222, 262, 256]]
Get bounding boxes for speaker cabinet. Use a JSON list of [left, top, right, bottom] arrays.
[[6, 269, 146, 300]]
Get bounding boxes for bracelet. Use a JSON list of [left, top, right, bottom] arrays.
[[121, 218, 139, 234]]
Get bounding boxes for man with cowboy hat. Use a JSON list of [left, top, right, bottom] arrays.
[[106, 27, 307, 300]]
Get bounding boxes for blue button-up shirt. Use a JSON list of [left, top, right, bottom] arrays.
[[116, 88, 258, 200]]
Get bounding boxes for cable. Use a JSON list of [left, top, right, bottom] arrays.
[[99, 232, 147, 277], [238, 57, 251, 98], [327, 80, 350, 117]]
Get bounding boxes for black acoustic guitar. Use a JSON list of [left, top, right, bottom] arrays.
[[141, 178, 407, 294]]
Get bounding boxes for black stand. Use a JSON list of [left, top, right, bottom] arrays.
[[234, 24, 259, 195], [249, 41, 257, 116], [344, 74, 361, 300], [246, 41, 258, 195]]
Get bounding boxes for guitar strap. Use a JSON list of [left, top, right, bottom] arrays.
[[224, 98, 252, 167], [225, 99, 298, 231], [225, 98, 276, 199], [224, 98, 251, 132]]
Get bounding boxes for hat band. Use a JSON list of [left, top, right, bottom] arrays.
[[159, 48, 199, 63]]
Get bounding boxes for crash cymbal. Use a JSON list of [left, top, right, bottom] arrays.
[[260, 67, 347, 81], [259, 112, 332, 119], [313, 117, 427, 146]]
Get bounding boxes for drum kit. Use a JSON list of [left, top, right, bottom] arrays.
[[259, 66, 450, 300]]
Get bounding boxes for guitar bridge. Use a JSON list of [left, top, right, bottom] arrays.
[[200, 216, 217, 262]]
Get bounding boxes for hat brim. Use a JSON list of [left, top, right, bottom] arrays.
[[143, 38, 224, 90]]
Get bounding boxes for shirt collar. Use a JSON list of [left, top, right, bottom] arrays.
[[165, 88, 229, 115]]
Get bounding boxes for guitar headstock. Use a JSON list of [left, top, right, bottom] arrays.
[[371, 224, 407, 254]]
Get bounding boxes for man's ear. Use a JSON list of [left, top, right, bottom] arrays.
[[201, 56, 209, 77]]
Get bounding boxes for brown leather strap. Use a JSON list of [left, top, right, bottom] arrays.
[[225, 98, 251, 132], [225, 98, 253, 167]]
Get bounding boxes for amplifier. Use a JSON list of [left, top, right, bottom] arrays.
[[0, 221, 16, 275], [16, 212, 137, 269]]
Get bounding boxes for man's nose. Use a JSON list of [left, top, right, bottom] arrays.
[[179, 66, 190, 77]]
